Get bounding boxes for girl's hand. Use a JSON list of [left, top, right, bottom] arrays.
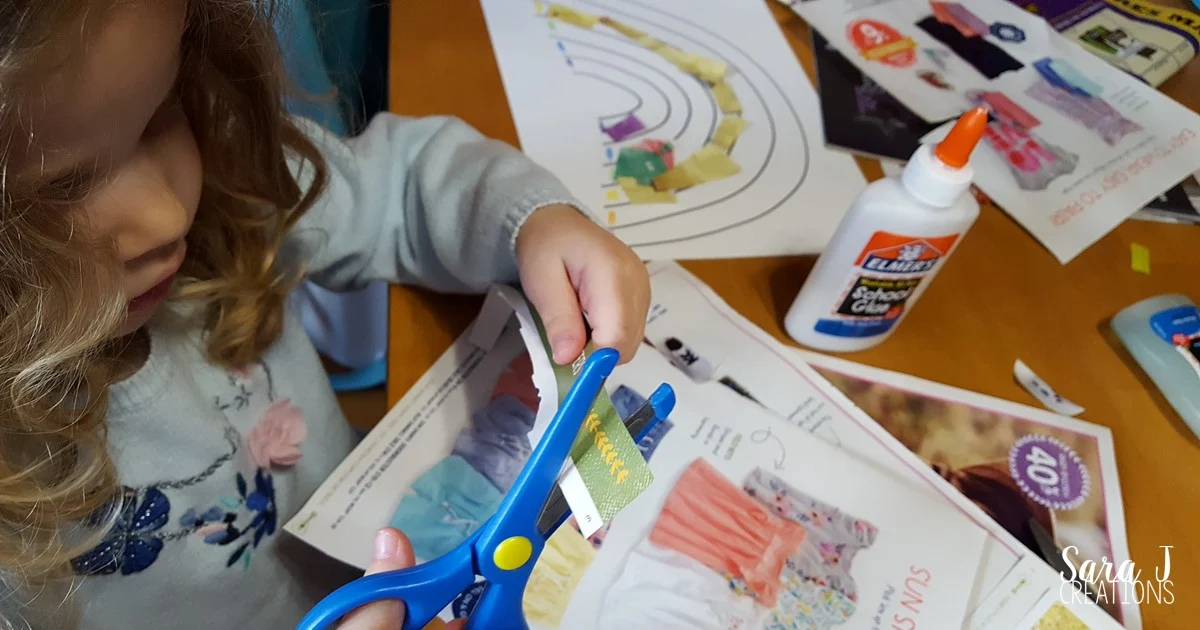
[[515, 204, 650, 365], [337, 528, 466, 630]]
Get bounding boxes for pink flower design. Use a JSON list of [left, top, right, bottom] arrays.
[[230, 365, 254, 384], [196, 523, 226, 538], [247, 399, 307, 469]]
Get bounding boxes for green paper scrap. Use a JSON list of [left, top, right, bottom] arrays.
[[527, 300, 653, 524], [1131, 243, 1150, 274], [614, 147, 669, 186]]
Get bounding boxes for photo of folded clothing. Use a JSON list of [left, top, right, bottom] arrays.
[[648, 458, 807, 606], [388, 455, 503, 560]]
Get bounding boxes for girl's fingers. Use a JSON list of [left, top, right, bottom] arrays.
[[520, 258, 587, 364]]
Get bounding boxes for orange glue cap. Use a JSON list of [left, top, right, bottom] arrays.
[[933, 106, 988, 169]]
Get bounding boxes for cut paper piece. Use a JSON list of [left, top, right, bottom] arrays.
[[635, 139, 675, 168], [1013, 359, 1085, 416], [614, 146, 669, 186], [546, 4, 599, 28], [602, 113, 645, 142], [1131, 243, 1151, 274], [634, 35, 667, 51], [618, 177, 677, 204], [605, 189, 619, 202], [598, 16, 646, 40], [710, 81, 742, 114], [656, 47, 727, 83], [1031, 603, 1089, 630], [711, 116, 747, 152], [653, 144, 741, 190]]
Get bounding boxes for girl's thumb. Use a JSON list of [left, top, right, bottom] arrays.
[[336, 528, 414, 629]]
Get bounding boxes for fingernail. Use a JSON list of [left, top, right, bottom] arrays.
[[375, 529, 399, 560], [552, 338, 574, 364]]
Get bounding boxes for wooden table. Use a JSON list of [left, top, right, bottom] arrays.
[[387, 2, 1200, 626]]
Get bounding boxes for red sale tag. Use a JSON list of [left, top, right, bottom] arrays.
[[847, 19, 917, 68]]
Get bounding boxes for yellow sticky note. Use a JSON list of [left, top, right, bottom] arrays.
[[1131, 243, 1150, 274], [711, 116, 747, 152], [653, 144, 741, 190], [710, 81, 742, 114], [547, 4, 599, 28], [606, 189, 620, 202], [600, 17, 647, 40]]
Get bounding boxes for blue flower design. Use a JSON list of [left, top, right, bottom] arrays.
[[73, 487, 170, 576], [195, 469, 278, 569]]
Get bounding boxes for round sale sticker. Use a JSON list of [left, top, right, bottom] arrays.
[[847, 19, 917, 68], [1008, 434, 1090, 510]]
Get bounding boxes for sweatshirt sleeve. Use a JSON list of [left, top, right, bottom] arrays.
[[283, 113, 585, 293]]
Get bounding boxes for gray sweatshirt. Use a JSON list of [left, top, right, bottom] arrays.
[[30, 114, 580, 630]]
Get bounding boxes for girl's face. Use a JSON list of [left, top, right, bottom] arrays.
[[14, 0, 201, 337]]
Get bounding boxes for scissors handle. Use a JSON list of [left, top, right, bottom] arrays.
[[296, 544, 477, 630]]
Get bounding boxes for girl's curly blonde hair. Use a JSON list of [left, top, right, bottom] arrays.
[[0, 0, 327, 621]]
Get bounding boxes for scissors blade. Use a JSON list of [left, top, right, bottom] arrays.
[[534, 394, 663, 537]]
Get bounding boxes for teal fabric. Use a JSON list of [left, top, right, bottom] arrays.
[[389, 455, 505, 560], [274, 0, 349, 135]]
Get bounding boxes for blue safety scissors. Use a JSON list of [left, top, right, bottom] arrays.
[[297, 348, 675, 630]]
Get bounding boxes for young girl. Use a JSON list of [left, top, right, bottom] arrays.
[[0, 1, 650, 628]]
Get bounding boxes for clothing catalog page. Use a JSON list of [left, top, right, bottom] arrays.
[[782, 0, 1200, 263], [638, 261, 1136, 629], [544, 348, 987, 629]]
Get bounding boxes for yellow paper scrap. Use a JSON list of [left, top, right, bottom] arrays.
[[710, 81, 742, 114], [607, 211, 617, 224], [600, 17, 647, 40], [535, 1, 545, 14], [616, 177, 641, 192], [711, 116, 747, 152], [617, 176, 676, 204], [1131, 243, 1150, 274], [653, 144, 741, 190], [606, 189, 620, 202], [654, 48, 728, 83], [625, 187, 677, 204], [634, 35, 667, 50], [1030, 603, 1088, 630], [547, 4, 599, 28], [687, 55, 727, 83]]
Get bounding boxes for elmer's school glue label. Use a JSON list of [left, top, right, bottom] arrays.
[[785, 107, 987, 352], [813, 232, 961, 339]]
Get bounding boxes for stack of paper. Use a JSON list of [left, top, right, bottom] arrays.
[[780, 0, 1200, 263], [286, 263, 1135, 628]]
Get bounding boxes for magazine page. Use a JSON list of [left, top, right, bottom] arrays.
[[799, 350, 1131, 623], [1016, 0, 1199, 87], [541, 347, 987, 629], [641, 261, 1136, 628], [783, 0, 1200, 263]]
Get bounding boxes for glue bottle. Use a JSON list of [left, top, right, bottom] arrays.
[[784, 107, 988, 352]]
